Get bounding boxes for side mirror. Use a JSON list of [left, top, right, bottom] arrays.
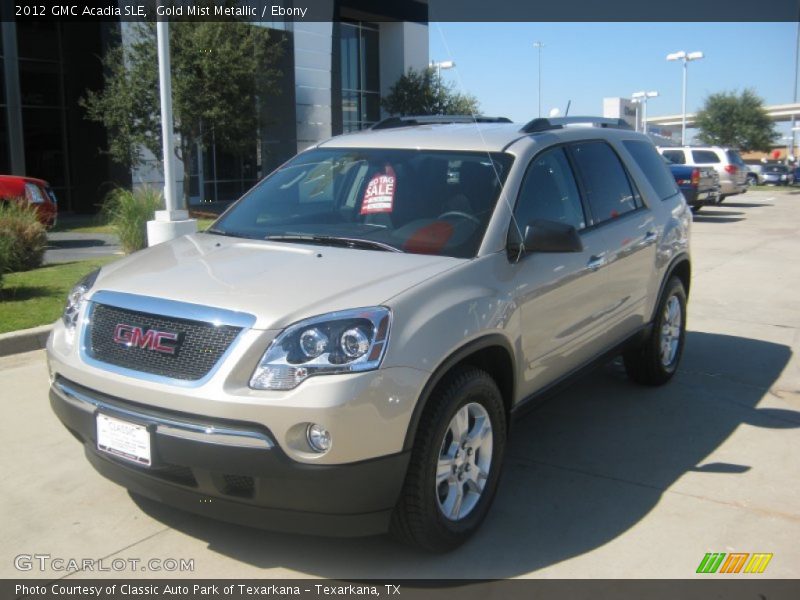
[[509, 219, 583, 257]]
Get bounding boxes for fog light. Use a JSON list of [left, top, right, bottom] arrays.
[[307, 423, 331, 453]]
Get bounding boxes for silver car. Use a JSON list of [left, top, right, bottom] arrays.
[[47, 116, 691, 551], [658, 146, 749, 200]]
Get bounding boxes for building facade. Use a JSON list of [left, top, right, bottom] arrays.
[[0, 1, 428, 212]]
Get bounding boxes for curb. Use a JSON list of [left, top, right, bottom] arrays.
[[0, 324, 52, 357]]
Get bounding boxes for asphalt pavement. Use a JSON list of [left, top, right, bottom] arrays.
[[44, 232, 122, 265], [2, 189, 799, 579]]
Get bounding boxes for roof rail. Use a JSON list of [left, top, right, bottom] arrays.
[[371, 115, 512, 130], [520, 116, 632, 134]]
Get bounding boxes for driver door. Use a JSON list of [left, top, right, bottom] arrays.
[[509, 147, 616, 397]]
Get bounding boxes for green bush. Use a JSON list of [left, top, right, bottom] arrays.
[[103, 186, 164, 253], [0, 232, 10, 289], [0, 201, 48, 272]]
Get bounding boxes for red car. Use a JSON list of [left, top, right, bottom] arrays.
[[0, 175, 58, 229]]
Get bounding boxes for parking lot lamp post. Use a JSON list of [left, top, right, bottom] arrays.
[[147, 13, 197, 246], [533, 41, 545, 117], [632, 91, 658, 134], [666, 51, 704, 145], [429, 60, 455, 113]]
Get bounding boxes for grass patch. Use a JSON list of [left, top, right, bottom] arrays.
[[0, 257, 118, 334], [51, 214, 114, 234]]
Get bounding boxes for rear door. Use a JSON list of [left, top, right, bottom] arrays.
[[568, 140, 659, 340]]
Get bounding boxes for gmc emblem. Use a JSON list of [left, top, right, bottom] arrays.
[[113, 324, 179, 355]]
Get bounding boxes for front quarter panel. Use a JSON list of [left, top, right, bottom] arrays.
[[382, 252, 520, 392]]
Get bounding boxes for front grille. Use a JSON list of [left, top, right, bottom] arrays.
[[88, 303, 242, 381]]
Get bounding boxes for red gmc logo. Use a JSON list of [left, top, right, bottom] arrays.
[[112, 324, 179, 355]]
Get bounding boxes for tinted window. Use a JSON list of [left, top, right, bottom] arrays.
[[624, 140, 679, 201], [212, 148, 514, 259], [511, 148, 586, 243], [662, 150, 686, 165], [726, 150, 745, 166], [571, 141, 638, 224], [692, 150, 720, 164]]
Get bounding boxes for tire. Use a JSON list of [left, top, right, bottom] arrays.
[[623, 277, 687, 386], [390, 366, 507, 552], [746, 173, 757, 186]]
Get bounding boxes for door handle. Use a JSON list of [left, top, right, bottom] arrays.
[[642, 230, 658, 244], [587, 254, 607, 271]]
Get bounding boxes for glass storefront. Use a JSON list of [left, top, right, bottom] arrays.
[[340, 21, 380, 132]]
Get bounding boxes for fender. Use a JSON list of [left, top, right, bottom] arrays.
[[401, 333, 516, 451], [651, 252, 691, 322]]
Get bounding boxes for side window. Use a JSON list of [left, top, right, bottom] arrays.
[[570, 141, 638, 225], [692, 150, 720, 164], [623, 140, 680, 201], [512, 147, 586, 240], [662, 150, 686, 165]]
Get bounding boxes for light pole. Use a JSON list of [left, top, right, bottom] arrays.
[[533, 41, 545, 117], [630, 98, 641, 132], [146, 6, 197, 246], [429, 60, 455, 114], [632, 91, 658, 134], [666, 50, 704, 145]]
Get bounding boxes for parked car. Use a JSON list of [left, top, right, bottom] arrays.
[[663, 157, 720, 212], [657, 146, 748, 201], [0, 175, 58, 228], [745, 164, 764, 186], [47, 115, 691, 551], [761, 164, 793, 186]]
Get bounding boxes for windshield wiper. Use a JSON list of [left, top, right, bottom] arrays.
[[265, 234, 403, 253]]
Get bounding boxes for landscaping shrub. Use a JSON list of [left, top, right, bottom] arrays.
[[0, 201, 48, 272], [0, 232, 10, 289], [103, 186, 164, 253]]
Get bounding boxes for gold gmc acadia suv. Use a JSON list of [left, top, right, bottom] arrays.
[[47, 116, 691, 551]]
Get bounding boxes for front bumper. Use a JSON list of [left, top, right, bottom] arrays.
[[50, 377, 410, 536]]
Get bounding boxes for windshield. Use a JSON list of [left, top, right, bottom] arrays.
[[209, 148, 514, 258]]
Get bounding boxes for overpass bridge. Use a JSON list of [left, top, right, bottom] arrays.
[[646, 102, 800, 130]]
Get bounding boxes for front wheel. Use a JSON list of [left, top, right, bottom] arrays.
[[390, 367, 506, 552], [624, 277, 687, 386]]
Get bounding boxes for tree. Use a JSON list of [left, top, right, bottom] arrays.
[[694, 89, 778, 152], [81, 20, 283, 202], [381, 67, 480, 116]]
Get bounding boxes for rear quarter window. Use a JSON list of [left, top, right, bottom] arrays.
[[661, 149, 686, 165], [692, 150, 720, 164], [623, 140, 680, 201]]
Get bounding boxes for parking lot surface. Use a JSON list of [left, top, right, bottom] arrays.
[[2, 189, 799, 579]]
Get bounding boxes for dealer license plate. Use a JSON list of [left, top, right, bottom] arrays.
[[96, 413, 151, 467]]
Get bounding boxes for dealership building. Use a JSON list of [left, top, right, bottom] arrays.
[[0, 1, 429, 212]]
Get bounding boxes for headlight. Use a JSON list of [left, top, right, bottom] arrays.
[[250, 307, 391, 390], [62, 269, 100, 333]]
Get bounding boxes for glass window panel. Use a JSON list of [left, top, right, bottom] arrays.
[[340, 24, 359, 91], [623, 140, 679, 201], [0, 108, 10, 173], [571, 141, 637, 224], [19, 60, 62, 107], [363, 28, 380, 93], [16, 21, 60, 61], [22, 107, 66, 186], [363, 93, 380, 126], [513, 147, 586, 236]]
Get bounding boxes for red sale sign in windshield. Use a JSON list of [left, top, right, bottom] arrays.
[[360, 166, 396, 214]]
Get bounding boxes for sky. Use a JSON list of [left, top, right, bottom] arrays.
[[428, 22, 799, 137]]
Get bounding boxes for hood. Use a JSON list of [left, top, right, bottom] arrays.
[[93, 233, 461, 330]]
